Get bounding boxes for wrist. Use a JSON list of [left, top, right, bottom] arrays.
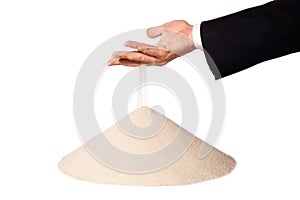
[[192, 24, 203, 50], [186, 24, 193, 40]]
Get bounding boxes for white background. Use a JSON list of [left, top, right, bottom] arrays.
[[1, 0, 300, 199]]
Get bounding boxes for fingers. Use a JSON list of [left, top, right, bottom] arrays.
[[108, 51, 158, 67], [113, 59, 145, 67], [146, 21, 176, 38], [108, 58, 146, 67], [107, 58, 119, 66], [107, 56, 121, 66], [107, 51, 128, 66], [119, 51, 158, 63], [125, 40, 169, 58], [147, 26, 163, 38], [111, 51, 128, 59], [124, 41, 152, 50], [108, 50, 151, 66], [140, 47, 169, 58]]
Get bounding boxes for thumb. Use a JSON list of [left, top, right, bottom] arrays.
[[147, 26, 163, 38]]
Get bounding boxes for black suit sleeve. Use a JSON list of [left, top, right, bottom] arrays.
[[200, 0, 300, 79]]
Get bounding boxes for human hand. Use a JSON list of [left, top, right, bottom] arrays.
[[108, 20, 195, 67]]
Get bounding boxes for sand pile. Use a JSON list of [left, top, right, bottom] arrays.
[[58, 107, 236, 186]]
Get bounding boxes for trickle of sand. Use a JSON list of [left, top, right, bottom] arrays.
[[130, 65, 150, 128], [137, 65, 147, 108], [58, 107, 236, 186]]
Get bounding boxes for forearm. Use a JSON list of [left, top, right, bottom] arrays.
[[200, 0, 300, 79]]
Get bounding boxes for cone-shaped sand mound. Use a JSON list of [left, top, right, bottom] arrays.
[[59, 107, 236, 186]]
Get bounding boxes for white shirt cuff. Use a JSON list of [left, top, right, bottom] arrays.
[[192, 23, 203, 50]]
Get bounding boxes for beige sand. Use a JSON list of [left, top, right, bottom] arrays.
[[58, 107, 236, 186]]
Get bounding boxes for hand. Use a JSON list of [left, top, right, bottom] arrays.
[[108, 20, 195, 67]]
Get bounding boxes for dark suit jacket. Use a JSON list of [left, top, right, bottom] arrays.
[[201, 0, 300, 79]]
